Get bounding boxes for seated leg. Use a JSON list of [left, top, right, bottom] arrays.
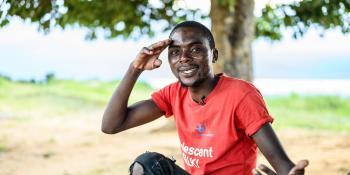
[[129, 152, 189, 175]]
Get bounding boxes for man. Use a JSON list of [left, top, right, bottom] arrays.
[[102, 21, 308, 175]]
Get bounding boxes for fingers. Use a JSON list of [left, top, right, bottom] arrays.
[[288, 160, 309, 175], [148, 38, 172, 51], [254, 160, 308, 175], [295, 160, 309, 169], [252, 164, 277, 175], [252, 169, 263, 175], [153, 59, 162, 68], [140, 39, 171, 57], [258, 164, 277, 175], [141, 47, 153, 55]]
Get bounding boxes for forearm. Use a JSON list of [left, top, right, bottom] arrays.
[[253, 123, 295, 174], [102, 64, 143, 133], [101, 39, 171, 134], [260, 142, 294, 174]]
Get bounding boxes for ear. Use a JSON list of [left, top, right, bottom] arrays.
[[212, 48, 218, 63]]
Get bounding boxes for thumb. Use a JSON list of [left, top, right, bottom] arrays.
[[153, 59, 162, 68], [295, 160, 309, 169], [252, 169, 262, 175], [289, 160, 309, 175]]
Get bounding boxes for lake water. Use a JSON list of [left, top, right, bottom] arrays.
[[147, 78, 350, 97]]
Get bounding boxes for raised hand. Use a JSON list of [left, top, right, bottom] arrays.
[[253, 160, 309, 175], [132, 38, 172, 70]]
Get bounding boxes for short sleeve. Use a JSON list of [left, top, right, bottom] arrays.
[[151, 85, 174, 117], [235, 89, 273, 136]]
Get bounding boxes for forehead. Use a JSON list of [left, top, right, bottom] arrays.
[[169, 27, 209, 47]]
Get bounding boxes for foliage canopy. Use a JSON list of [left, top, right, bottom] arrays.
[[0, 0, 349, 40]]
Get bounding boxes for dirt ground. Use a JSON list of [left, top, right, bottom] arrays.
[[0, 111, 349, 175]]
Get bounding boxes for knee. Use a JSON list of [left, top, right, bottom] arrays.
[[135, 151, 165, 162], [130, 162, 144, 175], [129, 152, 174, 175]]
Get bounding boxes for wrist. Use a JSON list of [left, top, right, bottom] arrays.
[[129, 63, 144, 74], [276, 162, 295, 175]]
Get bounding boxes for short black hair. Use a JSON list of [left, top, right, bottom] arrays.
[[170, 21, 215, 49]]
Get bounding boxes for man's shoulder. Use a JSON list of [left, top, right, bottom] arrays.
[[220, 74, 256, 92], [157, 80, 182, 93], [163, 80, 181, 89]]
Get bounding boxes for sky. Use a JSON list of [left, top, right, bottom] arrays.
[[0, 0, 350, 82]]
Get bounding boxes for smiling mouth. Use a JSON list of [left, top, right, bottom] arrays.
[[178, 66, 199, 77], [183, 68, 196, 74]]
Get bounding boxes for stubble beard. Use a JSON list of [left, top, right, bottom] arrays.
[[179, 74, 206, 88]]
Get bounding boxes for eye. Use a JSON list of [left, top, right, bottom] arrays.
[[191, 47, 202, 53], [169, 49, 180, 56]]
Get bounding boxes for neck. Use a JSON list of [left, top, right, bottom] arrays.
[[188, 74, 218, 103]]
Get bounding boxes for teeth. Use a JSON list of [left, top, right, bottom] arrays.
[[183, 68, 195, 74]]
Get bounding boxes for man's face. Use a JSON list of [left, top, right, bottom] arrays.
[[168, 27, 215, 87]]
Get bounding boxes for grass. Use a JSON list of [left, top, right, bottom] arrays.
[[265, 94, 350, 132], [1, 77, 349, 131], [0, 77, 153, 118], [0, 144, 7, 153]]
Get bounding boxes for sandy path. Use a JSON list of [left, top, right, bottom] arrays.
[[0, 113, 349, 175]]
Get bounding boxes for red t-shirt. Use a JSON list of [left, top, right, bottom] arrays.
[[151, 74, 273, 175]]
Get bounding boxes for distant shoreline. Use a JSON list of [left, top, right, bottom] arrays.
[[148, 78, 350, 97]]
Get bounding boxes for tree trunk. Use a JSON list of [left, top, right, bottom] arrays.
[[210, 0, 255, 82]]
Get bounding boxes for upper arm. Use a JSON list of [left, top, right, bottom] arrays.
[[252, 123, 294, 174], [113, 99, 165, 133], [235, 89, 273, 136]]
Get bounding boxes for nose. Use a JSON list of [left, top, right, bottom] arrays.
[[179, 50, 191, 63]]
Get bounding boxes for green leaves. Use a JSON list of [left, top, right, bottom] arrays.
[[1, 0, 349, 41], [0, 0, 204, 40], [0, 18, 9, 27], [257, 0, 350, 40]]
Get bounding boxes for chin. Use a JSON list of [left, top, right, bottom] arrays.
[[179, 81, 192, 87], [179, 77, 204, 88]]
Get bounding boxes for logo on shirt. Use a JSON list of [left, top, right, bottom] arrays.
[[181, 142, 213, 168], [194, 123, 214, 137], [196, 123, 206, 133]]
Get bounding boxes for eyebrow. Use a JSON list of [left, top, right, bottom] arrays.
[[168, 40, 203, 48]]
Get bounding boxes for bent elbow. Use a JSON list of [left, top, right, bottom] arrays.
[[101, 127, 117, 134], [101, 122, 120, 134], [101, 113, 125, 134], [101, 123, 124, 134]]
